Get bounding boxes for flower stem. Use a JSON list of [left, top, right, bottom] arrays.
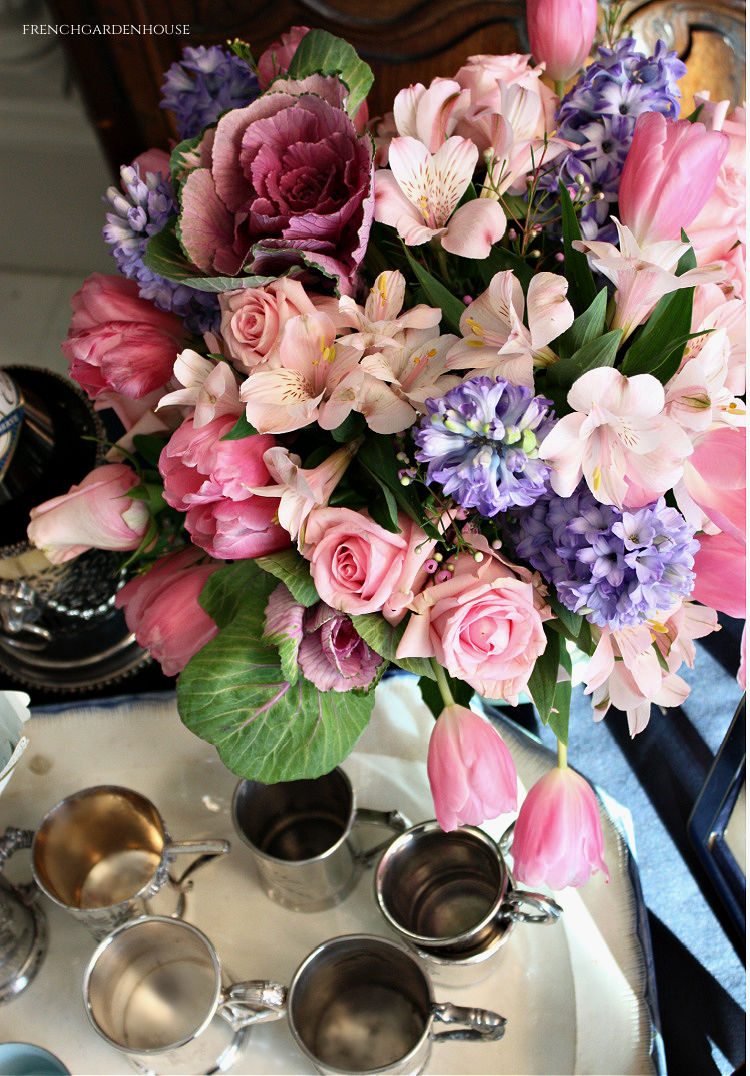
[[554, 79, 567, 100], [557, 739, 568, 769], [431, 659, 455, 710]]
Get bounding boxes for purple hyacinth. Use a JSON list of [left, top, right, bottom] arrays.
[[104, 163, 219, 335], [160, 45, 260, 140], [413, 377, 555, 517], [540, 38, 687, 241], [515, 484, 699, 629]]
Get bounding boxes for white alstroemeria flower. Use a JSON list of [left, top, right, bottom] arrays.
[[157, 349, 241, 429], [338, 270, 442, 353]]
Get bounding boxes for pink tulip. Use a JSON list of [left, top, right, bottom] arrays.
[[427, 704, 518, 831], [511, 766, 608, 890], [618, 112, 729, 245], [115, 547, 221, 677], [691, 530, 746, 619], [27, 464, 149, 565], [526, 0, 598, 83]]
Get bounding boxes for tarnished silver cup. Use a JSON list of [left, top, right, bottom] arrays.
[[83, 915, 286, 1076], [232, 767, 409, 912], [374, 821, 561, 985], [31, 785, 230, 939], [287, 933, 507, 1075]]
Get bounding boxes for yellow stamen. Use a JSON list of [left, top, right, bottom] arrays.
[[592, 465, 601, 492]]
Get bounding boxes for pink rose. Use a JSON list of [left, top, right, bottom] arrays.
[[396, 552, 550, 703], [177, 78, 374, 295], [301, 508, 436, 623], [256, 26, 310, 89], [115, 547, 222, 676], [159, 414, 290, 560], [511, 766, 608, 890], [219, 279, 327, 374], [63, 274, 187, 400], [27, 463, 149, 565], [428, 704, 517, 831]]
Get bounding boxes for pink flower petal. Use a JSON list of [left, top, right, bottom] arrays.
[[441, 198, 506, 258]]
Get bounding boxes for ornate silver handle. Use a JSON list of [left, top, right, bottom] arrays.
[[501, 889, 563, 925], [219, 980, 287, 1031], [165, 838, 231, 888], [352, 808, 410, 867], [0, 826, 34, 870], [430, 1002, 507, 1042]]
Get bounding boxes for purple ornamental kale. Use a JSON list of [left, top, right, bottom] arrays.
[[514, 483, 698, 630], [160, 45, 260, 140], [414, 377, 555, 517], [103, 162, 220, 335], [540, 38, 687, 241]]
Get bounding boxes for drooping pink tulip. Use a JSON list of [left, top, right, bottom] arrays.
[[115, 547, 222, 677], [511, 765, 608, 890], [27, 464, 149, 565], [618, 112, 729, 245], [691, 530, 746, 620], [427, 704, 518, 831], [526, 0, 598, 83]]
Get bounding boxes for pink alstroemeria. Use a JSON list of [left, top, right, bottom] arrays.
[[428, 704, 518, 831], [157, 350, 242, 428], [584, 602, 720, 734], [358, 329, 460, 433], [247, 441, 360, 547], [447, 270, 574, 387], [665, 329, 744, 436], [239, 312, 362, 434], [538, 366, 694, 508], [374, 135, 506, 258], [574, 219, 723, 341], [690, 285, 746, 397], [338, 270, 442, 352], [511, 765, 608, 890]]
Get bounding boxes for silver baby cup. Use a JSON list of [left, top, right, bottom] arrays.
[[232, 767, 408, 911], [286, 933, 507, 1075], [32, 785, 229, 939], [83, 915, 287, 1076]]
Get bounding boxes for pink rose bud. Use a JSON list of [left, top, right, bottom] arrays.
[[618, 112, 729, 245], [256, 26, 310, 89], [427, 704, 518, 831], [27, 463, 149, 565], [115, 547, 221, 677], [511, 766, 609, 890], [526, 0, 598, 83]]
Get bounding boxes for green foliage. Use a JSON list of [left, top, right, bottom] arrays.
[[178, 559, 375, 781], [558, 181, 597, 315], [227, 39, 256, 66], [356, 434, 442, 541], [221, 413, 259, 440], [254, 550, 319, 608], [553, 288, 609, 360], [144, 223, 275, 291], [350, 613, 435, 679], [544, 329, 623, 415], [418, 673, 473, 719], [287, 29, 374, 119], [403, 249, 466, 333]]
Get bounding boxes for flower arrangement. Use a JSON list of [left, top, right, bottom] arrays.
[[25, 0, 745, 890]]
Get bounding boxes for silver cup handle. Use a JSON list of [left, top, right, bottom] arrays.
[[164, 838, 231, 888], [351, 808, 410, 867], [430, 1002, 507, 1042], [0, 826, 37, 904], [501, 889, 563, 924], [218, 980, 287, 1031]]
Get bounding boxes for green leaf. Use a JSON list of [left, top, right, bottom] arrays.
[[143, 223, 276, 291], [367, 483, 401, 533], [403, 248, 465, 333], [351, 612, 435, 679], [131, 433, 168, 467], [198, 560, 264, 627], [546, 645, 572, 746], [287, 29, 373, 119], [621, 288, 694, 380], [330, 412, 366, 443], [356, 434, 442, 541], [553, 288, 608, 360], [125, 482, 166, 516], [169, 133, 205, 180], [255, 549, 319, 608], [526, 626, 561, 725], [546, 595, 583, 640], [544, 329, 623, 412], [477, 243, 534, 291], [558, 181, 597, 315], [178, 585, 374, 782], [221, 413, 259, 440]]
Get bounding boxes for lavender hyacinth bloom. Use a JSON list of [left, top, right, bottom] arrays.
[[160, 45, 260, 140], [515, 484, 698, 629], [541, 38, 687, 241], [104, 163, 220, 335], [414, 377, 555, 517]]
